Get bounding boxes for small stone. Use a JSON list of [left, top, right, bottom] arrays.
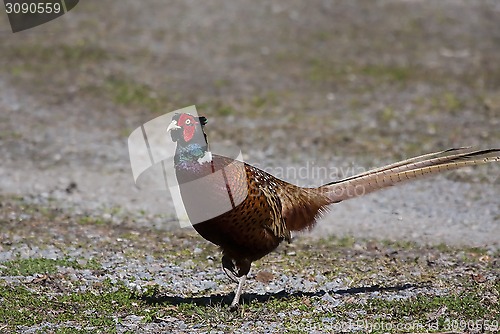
[[255, 271, 275, 283]]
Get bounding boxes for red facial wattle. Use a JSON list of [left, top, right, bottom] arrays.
[[178, 114, 198, 142], [183, 124, 196, 142]]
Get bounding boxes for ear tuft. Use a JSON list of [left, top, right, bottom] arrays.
[[199, 116, 208, 126]]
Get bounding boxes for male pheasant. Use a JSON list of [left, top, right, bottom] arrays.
[[167, 112, 499, 311]]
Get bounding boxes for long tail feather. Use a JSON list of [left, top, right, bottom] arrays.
[[321, 148, 500, 203]]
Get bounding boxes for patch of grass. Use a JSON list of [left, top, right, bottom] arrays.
[[308, 59, 415, 84], [380, 239, 418, 250], [360, 64, 412, 82], [213, 79, 230, 89], [103, 76, 167, 113], [0, 280, 146, 333], [215, 105, 236, 116], [431, 92, 464, 113], [53, 328, 91, 334], [0, 130, 23, 140], [78, 216, 107, 226], [365, 290, 496, 323], [336, 236, 357, 248], [1, 257, 101, 276], [379, 107, 396, 123], [308, 59, 350, 82], [3, 43, 109, 76], [251, 92, 279, 109], [442, 92, 462, 112], [312, 235, 357, 249], [195, 91, 283, 120]]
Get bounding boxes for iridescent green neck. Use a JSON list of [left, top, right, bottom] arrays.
[[174, 143, 209, 169]]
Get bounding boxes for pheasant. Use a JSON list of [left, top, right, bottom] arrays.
[[167, 112, 499, 311]]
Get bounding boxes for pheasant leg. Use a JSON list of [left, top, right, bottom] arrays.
[[229, 275, 246, 312]]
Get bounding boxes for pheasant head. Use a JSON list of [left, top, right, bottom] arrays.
[[168, 113, 208, 144], [167, 113, 210, 170]]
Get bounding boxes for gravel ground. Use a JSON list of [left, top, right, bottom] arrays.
[[1, 196, 498, 333], [0, 0, 498, 248], [0, 1, 499, 332]]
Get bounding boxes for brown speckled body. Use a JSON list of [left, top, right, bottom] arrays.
[[176, 154, 329, 276]]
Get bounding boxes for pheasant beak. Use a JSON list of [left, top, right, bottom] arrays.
[[167, 120, 181, 132]]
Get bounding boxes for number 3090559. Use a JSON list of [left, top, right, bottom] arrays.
[[5, 2, 62, 14]]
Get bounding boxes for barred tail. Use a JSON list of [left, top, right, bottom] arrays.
[[321, 148, 500, 203]]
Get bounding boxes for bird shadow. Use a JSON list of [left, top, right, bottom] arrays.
[[138, 282, 428, 308]]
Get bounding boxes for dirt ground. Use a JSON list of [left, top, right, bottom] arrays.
[[1, 0, 499, 248]]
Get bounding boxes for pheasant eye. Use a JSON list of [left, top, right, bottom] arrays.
[[185, 119, 192, 125]]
